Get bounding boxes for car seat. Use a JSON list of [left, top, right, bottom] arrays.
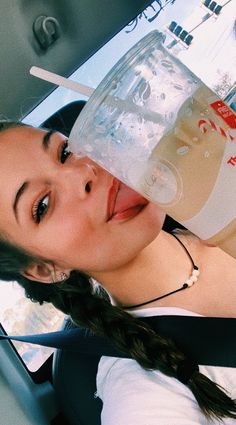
[[40, 100, 86, 137], [52, 318, 103, 425]]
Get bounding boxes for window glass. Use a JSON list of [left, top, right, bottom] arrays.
[[0, 281, 64, 371]]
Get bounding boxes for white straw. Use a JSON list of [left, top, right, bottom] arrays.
[[30, 66, 94, 97], [30, 66, 165, 125]]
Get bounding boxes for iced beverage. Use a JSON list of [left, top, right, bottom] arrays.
[[140, 85, 236, 256], [69, 31, 236, 258]]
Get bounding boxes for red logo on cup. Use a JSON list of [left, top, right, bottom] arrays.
[[210, 100, 236, 129], [198, 118, 234, 141]]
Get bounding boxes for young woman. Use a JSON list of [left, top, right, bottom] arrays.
[[0, 120, 236, 424]]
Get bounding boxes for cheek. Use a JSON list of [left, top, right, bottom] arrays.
[[42, 204, 165, 272], [35, 212, 92, 264], [58, 213, 91, 248]]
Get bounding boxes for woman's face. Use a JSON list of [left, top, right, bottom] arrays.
[[0, 126, 165, 275]]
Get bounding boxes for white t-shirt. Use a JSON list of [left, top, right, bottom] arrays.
[[96, 307, 236, 425]]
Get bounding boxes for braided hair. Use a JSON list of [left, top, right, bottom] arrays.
[[0, 121, 236, 420]]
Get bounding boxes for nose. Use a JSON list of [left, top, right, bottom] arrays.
[[76, 162, 97, 199], [58, 159, 98, 200]]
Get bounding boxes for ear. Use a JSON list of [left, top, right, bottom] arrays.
[[22, 263, 71, 284], [22, 263, 55, 284]]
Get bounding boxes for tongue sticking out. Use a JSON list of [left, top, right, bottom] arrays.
[[113, 182, 148, 214]]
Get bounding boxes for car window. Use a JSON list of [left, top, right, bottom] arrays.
[[0, 281, 65, 372], [24, 0, 235, 127], [225, 84, 236, 111], [1, 0, 235, 372]]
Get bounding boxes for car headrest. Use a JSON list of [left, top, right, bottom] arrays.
[[40, 100, 86, 137]]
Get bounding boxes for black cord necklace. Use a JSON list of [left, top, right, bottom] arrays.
[[123, 233, 200, 310]]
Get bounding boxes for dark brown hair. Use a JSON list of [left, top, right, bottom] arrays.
[[0, 120, 235, 421]]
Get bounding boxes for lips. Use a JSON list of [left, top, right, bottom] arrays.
[[107, 178, 148, 221], [106, 178, 120, 221]]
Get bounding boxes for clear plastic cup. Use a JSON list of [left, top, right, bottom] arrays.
[[69, 30, 236, 257]]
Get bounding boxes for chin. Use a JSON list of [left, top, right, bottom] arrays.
[[130, 202, 166, 246]]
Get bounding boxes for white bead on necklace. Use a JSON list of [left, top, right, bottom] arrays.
[[124, 232, 200, 310], [185, 267, 200, 287]]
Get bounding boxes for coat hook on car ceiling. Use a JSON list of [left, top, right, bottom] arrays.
[[33, 15, 61, 50]]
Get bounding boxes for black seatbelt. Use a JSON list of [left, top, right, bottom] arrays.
[[0, 315, 236, 367]]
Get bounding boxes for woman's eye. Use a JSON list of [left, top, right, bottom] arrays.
[[32, 195, 49, 224], [60, 140, 72, 164]]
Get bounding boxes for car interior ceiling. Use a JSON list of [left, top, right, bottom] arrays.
[[0, 0, 152, 121]]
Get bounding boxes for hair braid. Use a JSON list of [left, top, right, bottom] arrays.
[[56, 273, 236, 421], [63, 274, 184, 373]]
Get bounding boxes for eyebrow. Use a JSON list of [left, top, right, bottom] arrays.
[[42, 130, 56, 150], [13, 130, 56, 221], [13, 182, 29, 222]]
